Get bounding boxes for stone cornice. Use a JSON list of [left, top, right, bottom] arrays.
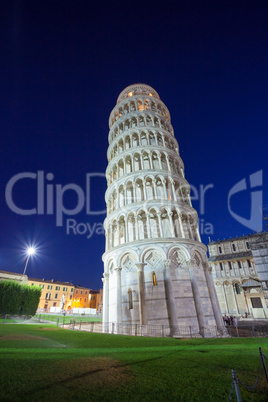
[[102, 238, 206, 262]]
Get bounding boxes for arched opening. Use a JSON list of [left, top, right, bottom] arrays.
[[149, 209, 160, 238], [152, 151, 160, 170], [133, 153, 142, 171], [161, 208, 171, 237], [138, 210, 147, 240], [135, 179, 144, 202], [127, 213, 136, 242], [125, 155, 132, 174], [143, 152, 151, 170], [145, 177, 154, 200], [128, 289, 133, 309], [172, 208, 181, 238]]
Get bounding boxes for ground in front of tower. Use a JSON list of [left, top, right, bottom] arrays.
[[0, 324, 267, 401]]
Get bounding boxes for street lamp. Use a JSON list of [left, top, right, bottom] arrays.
[[23, 247, 36, 275]]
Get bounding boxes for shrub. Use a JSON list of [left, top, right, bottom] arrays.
[[0, 280, 41, 316]]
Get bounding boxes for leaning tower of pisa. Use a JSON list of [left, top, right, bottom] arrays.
[[102, 84, 224, 337]]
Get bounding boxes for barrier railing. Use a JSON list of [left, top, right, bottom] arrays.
[[228, 347, 268, 401]]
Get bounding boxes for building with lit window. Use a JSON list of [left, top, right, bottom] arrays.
[[71, 286, 91, 309], [208, 233, 268, 318], [102, 84, 224, 337], [29, 278, 75, 312]]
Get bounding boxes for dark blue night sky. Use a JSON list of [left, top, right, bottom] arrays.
[[1, 1, 267, 289]]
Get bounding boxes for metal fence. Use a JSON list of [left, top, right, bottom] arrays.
[[60, 321, 230, 338]]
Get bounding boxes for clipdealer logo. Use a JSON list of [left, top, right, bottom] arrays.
[[5, 171, 106, 229], [5, 169, 264, 238]]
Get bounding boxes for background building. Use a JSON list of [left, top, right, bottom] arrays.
[[29, 278, 75, 312], [102, 84, 224, 337], [0, 270, 28, 284], [208, 233, 268, 318]]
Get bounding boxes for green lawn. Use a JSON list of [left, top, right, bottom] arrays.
[[0, 324, 267, 401], [34, 313, 102, 324]]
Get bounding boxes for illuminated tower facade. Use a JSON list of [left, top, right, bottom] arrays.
[[102, 84, 224, 336]]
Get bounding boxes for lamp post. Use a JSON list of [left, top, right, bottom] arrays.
[[23, 247, 35, 275]]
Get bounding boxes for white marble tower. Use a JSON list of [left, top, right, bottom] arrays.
[[102, 84, 224, 337]]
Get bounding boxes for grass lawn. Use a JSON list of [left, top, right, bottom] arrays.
[[0, 324, 267, 401], [35, 313, 102, 324]]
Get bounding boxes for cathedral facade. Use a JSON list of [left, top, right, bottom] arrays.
[[208, 233, 268, 319], [102, 84, 224, 337]]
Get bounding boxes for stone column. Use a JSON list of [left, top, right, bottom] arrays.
[[178, 213, 185, 238], [168, 212, 175, 237], [187, 259, 206, 336], [114, 267, 122, 326], [146, 213, 151, 238], [158, 153, 163, 169], [171, 180, 177, 201], [196, 225, 202, 242], [123, 185, 127, 206], [152, 179, 157, 199], [163, 180, 168, 199], [157, 211, 163, 237], [166, 155, 171, 171], [163, 259, 178, 336], [223, 283, 230, 313], [136, 263, 147, 325], [102, 273, 109, 331], [203, 263, 226, 333], [135, 215, 139, 240], [143, 180, 147, 200], [231, 284, 239, 314], [125, 217, 129, 243]]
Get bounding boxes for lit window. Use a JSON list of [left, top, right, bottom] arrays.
[[152, 272, 157, 286], [138, 105, 144, 111], [127, 92, 133, 97], [149, 93, 153, 97]]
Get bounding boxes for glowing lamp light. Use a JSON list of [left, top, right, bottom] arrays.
[[27, 247, 36, 256], [23, 245, 37, 275]]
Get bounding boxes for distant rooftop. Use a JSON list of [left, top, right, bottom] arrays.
[[0, 270, 27, 278], [28, 278, 75, 286], [208, 232, 264, 245], [208, 251, 252, 262]]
